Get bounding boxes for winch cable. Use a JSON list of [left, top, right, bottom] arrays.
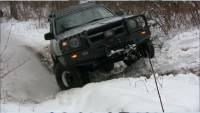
[[146, 46, 165, 112]]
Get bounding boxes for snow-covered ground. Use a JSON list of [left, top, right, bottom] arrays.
[[0, 19, 59, 102], [0, 18, 199, 112], [1, 74, 199, 112], [154, 28, 200, 75]]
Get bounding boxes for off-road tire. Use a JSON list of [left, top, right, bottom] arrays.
[[137, 40, 154, 58], [99, 63, 114, 72], [55, 63, 89, 90], [123, 58, 136, 66], [123, 51, 139, 66]]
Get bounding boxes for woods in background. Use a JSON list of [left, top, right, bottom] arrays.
[[0, 1, 199, 33]]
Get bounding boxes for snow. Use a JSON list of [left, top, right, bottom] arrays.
[[154, 28, 200, 75], [1, 74, 199, 112], [0, 18, 199, 112], [0, 19, 59, 102]]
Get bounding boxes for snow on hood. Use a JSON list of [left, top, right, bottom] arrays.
[[57, 16, 124, 39]]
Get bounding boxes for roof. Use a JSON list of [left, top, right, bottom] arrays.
[[51, 2, 100, 18]]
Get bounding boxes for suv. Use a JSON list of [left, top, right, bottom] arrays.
[[44, 3, 154, 90]]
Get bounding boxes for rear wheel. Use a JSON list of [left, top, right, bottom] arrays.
[[55, 63, 89, 90]]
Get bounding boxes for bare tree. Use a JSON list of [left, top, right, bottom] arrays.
[[9, 1, 18, 20]]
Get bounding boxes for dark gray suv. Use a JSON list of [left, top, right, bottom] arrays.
[[44, 3, 154, 90]]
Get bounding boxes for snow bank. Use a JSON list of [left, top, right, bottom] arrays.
[[113, 26, 200, 78], [1, 73, 199, 112], [0, 19, 59, 102], [154, 28, 200, 75]]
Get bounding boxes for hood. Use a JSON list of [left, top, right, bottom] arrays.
[[56, 16, 126, 39]]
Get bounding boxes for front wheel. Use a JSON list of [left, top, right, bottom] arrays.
[[123, 51, 139, 66], [99, 63, 114, 72], [123, 56, 138, 66], [55, 63, 89, 90], [137, 40, 155, 58]]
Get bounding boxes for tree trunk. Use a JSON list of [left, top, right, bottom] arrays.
[[9, 1, 18, 20]]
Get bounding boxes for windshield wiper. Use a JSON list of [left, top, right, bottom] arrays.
[[86, 18, 104, 24], [61, 24, 82, 32], [85, 16, 112, 24]]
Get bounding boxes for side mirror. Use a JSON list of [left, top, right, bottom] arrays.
[[115, 11, 124, 16], [44, 32, 54, 40]]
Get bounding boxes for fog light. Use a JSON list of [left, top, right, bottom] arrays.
[[71, 53, 78, 59]]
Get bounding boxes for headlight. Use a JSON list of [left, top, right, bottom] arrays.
[[69, 38, 80, 48], [127, 19, 137, 29]]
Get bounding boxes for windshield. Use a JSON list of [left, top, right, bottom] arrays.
[[55, 6, 114, 34]]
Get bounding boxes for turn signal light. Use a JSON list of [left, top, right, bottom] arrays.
[[71, 53, 78, 59], [139, 31, 146, 37]]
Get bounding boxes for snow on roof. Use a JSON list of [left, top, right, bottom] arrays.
[[52, 2, 98, 18]]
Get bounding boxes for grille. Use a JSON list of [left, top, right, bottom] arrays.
[[88, 21, 125, 43]]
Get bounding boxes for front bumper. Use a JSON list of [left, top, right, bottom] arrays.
[[59, 35, 149, 69]]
